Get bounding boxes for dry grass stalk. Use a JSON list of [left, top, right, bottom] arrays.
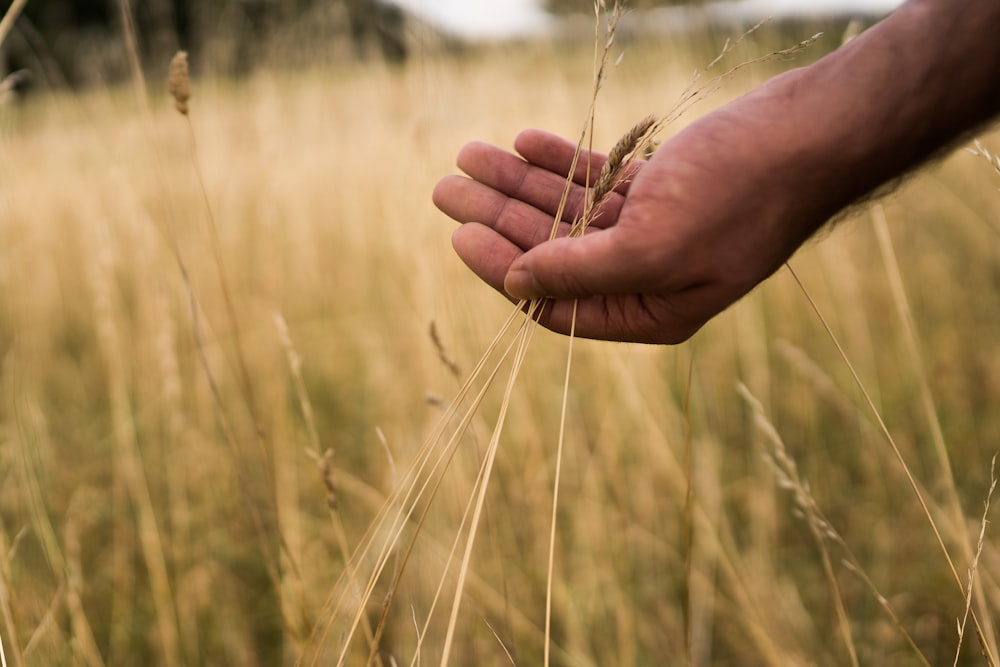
[[429, 321, 462, 379], [573, 25, 822, 241], [154, 290, 201, 664], [954, 455, 998, 666], [326, 314, 538, 663], [0, 0, 28, 49], [739, 383, 860, 667], [6, 375, 72, 661], [0, 527, 25, 667], [748, 372, 930, 666], [308, 448, 339, 510], [116, 0, 308, 647], [170, 40, 316, 649], [543, 301, 577, 667], [484, 619, 517, 665], [840, 560, 932, 667], [301, 307, 528, 662], [545, 0, 628, 243], [540, 6, 631, 664], [169, 49, 276, 507], [439, 317, 536, 667], [681, 359, 696, 665], [168, 51, 191, 115], [787, 260, 997, 666], [872, 204, 999, 660], [89, 221, 181, 667], [967, 139, 1000, 179], [63, 491, 104, 667], [661, 24, 821, 137]]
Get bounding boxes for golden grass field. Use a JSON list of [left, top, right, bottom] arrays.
[[1, 18, 1000, 666]]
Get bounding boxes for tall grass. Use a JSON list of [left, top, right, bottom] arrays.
[[0, 13, 998, 665]]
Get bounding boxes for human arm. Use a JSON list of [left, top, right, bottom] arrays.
[[433, 0, 1000, 344]]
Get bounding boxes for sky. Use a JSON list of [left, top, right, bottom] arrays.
[[389, 0, 552, 38], [708, 0, 903, 18], [388, 0, 905, 39]]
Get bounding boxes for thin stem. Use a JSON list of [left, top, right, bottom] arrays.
[[787, 262, 996, 664], [544, 299, 578, 667], [0, 0, 28, 47]]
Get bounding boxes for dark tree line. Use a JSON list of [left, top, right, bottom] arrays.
[[1, 0, 716, 90], [1, 0, 408, 89]]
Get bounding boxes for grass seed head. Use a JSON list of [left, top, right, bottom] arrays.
[[592, 114, 658, 205], [168, 51, 191, 115]]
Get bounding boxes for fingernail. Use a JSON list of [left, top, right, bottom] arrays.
[[504, 268, 540, 300]]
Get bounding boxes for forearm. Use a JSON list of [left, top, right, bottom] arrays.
[[798, 0, 1000, 204], [694, 0, 1000, 245]]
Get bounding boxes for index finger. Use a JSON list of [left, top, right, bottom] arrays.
[[455, 140, 597, 225]]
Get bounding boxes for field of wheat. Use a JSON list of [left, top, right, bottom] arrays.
[[1, 12, 999, 665]]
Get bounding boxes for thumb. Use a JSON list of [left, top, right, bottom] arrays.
[[503, 228, 652, 300]]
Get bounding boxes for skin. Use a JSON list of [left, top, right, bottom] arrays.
[[433, 0, 1000, 344]]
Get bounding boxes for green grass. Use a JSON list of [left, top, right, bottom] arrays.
[[0, 28, 998, 666]]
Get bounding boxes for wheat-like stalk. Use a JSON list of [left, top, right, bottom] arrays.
[[589, 114, 657, 212], [740, 383, 861, 667]]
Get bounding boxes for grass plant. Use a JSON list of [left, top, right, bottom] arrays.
[[0, 3, 998, 665]]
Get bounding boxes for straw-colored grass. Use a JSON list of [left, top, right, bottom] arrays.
[[0, 15, 999, 665]]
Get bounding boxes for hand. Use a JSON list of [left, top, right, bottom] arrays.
[[433, 95, 827, 344]]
